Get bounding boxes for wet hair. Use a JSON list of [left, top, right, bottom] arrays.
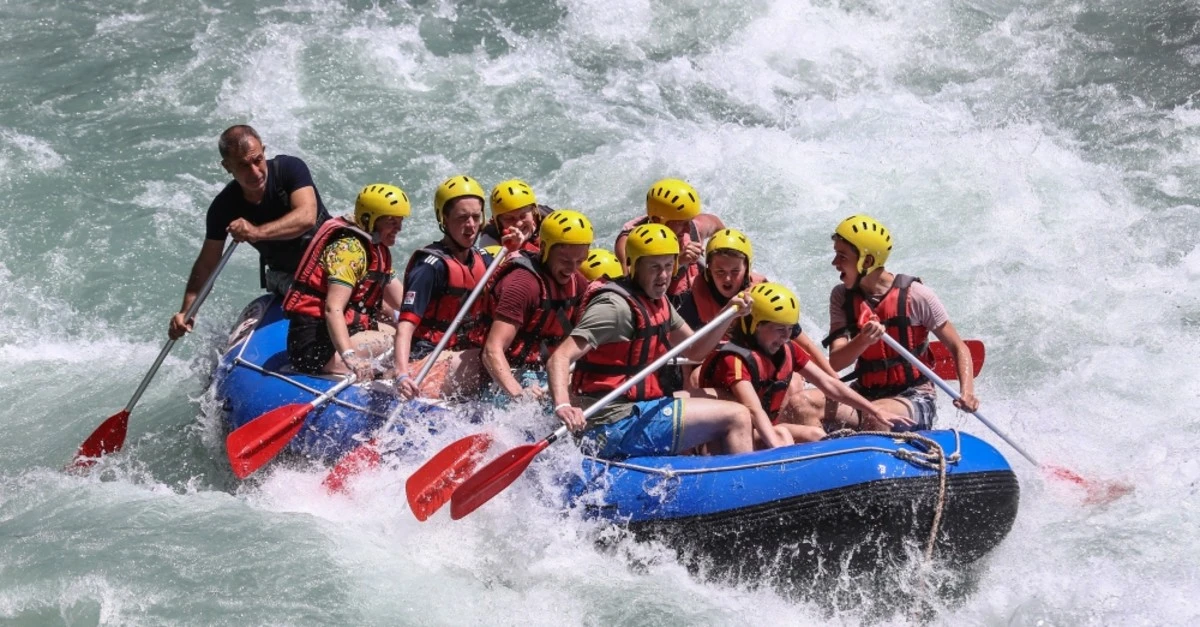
[[218, 125, 262, 159]]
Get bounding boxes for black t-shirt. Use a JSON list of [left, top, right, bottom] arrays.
[[204, 154, 331, 274]]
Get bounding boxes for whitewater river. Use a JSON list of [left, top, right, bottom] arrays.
[[2, 0, 1198, 624]]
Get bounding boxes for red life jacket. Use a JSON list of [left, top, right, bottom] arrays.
[[402, 244, 487, 349], [282, 217, 392, 329], [474, 250, 584, 367], [699, 338, 795, 417], [618, 216, 701, 299], [571, 278, 674, 401], [825, 274, 931, 399]]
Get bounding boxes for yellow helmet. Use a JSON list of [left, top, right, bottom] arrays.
[[354, 183, 411, 232], [646, 178, 700, 222], [538, 209, 594, 262], [705, 228, 753, 269], [625, 223, 680, 277], [741, 282, 800, 336], [433, 175, 487, 230], [490, 179, 538, 218], [580, 248, 623, 282], [834, 214, 892, 274]]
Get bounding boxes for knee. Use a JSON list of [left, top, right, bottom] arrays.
[[727, 403, 752, 429], [790, 387, 820, 411]]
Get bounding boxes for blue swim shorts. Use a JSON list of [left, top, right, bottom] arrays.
[[580, 396, 684, 460]]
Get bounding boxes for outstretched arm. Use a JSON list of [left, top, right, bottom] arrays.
[[548, 336, 591, 432], [483, 321, 528, 398], [799, 361, 913, 430], [169, 239, 225, 339], [730, 380, 787, 449]]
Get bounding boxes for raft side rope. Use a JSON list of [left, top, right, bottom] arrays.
[[226, 311, 391, 419], [828, 430, 950, 562], [586, 430, 960, 561]]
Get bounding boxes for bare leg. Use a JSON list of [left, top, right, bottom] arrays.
[[322, 330, 395, 375], [755, 424, 796, 449], [776, 376, 826, 429], [410, 348, 485, 399], [861, 397, 912, 431], [823, 396, 914, 432], [780, 422, 826, 443], [439, 348, 484, 399], [678, 397, 753, 454]]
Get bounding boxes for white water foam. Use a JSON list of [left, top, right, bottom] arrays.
[[3, 0, 1199, 623]]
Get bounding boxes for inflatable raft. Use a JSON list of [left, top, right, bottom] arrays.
[[215, 296, 1020, 577]]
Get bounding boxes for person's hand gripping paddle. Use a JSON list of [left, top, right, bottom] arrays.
[[70, 242, 239, 469], [322, 230, 526, 494], [448, 305, 743, 520], [880, 334, 1133, 505]]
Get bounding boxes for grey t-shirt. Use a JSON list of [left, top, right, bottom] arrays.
[[569, 291, 686, 426], [829, 280, 950, 336], [570, 291, 686, 348]]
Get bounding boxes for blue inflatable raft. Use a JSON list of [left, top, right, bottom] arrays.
[[215, 296, 1020, 580]]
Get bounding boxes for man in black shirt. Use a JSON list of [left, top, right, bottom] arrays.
[[168, 125, 331, 339]]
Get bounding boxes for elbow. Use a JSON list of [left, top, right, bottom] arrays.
[[482, 344, 504, 371], [827, 353, 851, 372]]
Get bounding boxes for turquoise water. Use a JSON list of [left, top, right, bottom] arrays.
[[2, 0, 1199, 624]]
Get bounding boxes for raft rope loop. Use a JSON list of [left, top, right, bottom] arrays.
[[227, 315, 392, 420], [828, 429, 957, 562], [588, 429, 961, 562]]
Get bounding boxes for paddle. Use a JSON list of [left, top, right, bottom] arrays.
[[927, 339, 985, 379], [880, 334, 1133, 504], [323, 239, 520, 493], [226, 374, 357, 479], [70, 242, 240, 469], [449, 305, 742, 520]]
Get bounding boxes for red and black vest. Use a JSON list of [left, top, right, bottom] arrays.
[[618, 216, 701, 300], [824, 274, 930, 400], [474, 250, 584, 367], [571, 278, 674, 401], [282, 217, 391, 330], [699, 338, 796, 418], [403, 244, 487, 349]]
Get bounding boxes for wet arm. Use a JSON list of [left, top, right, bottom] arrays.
[[255, 186, 319, 241], [795, 331, 838, 378], [483, 321, 524, 397], [548, 336, 590, 408], [178, 239, 225, 314], [732, 380, 785, 448]]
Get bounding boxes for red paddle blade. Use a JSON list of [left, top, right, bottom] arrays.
[[226, 403, 312, 479], [407, 434, 494, 521], [322, 439, 383, 493], [450, 440, 549, 520], [927, 340, 986, 380], [1044, 464, 1134, 505], [69, 410, 130, 469]]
